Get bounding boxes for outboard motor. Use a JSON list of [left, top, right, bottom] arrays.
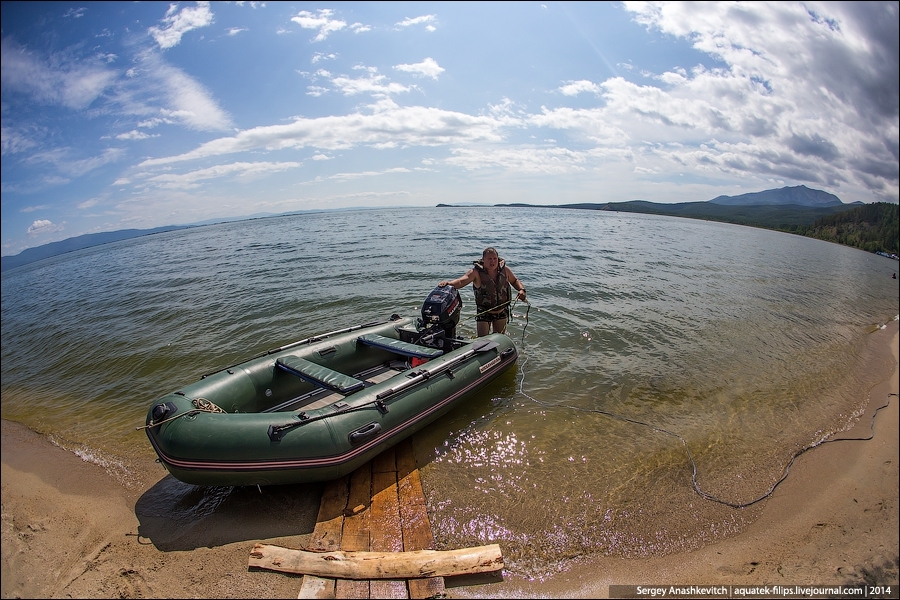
[[418, 285, 462, 349]]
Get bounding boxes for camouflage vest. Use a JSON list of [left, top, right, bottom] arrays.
[[472, 258, 511, 313]]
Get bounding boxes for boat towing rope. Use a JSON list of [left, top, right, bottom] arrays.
[[516, 341, 896, 508]]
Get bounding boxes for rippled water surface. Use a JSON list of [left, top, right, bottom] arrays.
[[2, 206, 897, 578]]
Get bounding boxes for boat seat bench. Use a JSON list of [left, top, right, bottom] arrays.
[[356, 334, 444, 359], [276, 355, 366, 395]]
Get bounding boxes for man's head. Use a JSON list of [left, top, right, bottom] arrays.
[[482, 247, 499, 269]]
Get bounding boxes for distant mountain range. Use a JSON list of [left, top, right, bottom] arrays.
[[0, 185, 876, 272], [0, 206, 402, 273], [488, 184, 898, 257], [483, 184, 867, 229], [1, 226, 194, 272], [708, 185, 844, 207]]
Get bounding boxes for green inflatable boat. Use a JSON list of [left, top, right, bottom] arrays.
[[144, 287, 518, 486]]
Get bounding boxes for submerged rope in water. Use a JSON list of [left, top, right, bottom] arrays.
[[513, 313, 895, 508]]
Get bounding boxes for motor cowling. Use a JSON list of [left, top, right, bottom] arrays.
[[420, 285, 462, 340]]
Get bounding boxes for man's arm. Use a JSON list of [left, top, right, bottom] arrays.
[[440, 268, 477, 289]]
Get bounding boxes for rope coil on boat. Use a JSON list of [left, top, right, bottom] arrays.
[[136, 397, 227, 430], [192, 397, 226, 413]]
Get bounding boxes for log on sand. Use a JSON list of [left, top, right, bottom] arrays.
[[249, 543, 503, 580]]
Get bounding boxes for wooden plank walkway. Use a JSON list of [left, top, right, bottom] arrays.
[[298, 438, 445, 599]]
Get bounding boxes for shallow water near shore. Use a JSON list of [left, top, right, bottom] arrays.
[[1, 206, 897, 579]]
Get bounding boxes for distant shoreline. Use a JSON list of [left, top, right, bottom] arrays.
[[1, 206, 405, 272], [5, 193, 896, 273]]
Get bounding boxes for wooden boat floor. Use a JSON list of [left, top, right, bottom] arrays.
[[267, 363, 408, 413]]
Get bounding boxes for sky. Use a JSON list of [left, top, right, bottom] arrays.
[[1, 2, 898, 256]]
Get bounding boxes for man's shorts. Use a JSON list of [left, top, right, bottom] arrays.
[[476, 306, 510, 322]]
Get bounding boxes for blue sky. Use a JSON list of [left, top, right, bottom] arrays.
[[1, 1, 898, 256]]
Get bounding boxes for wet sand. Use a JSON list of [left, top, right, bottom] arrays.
[[2, 320, 897, 599]]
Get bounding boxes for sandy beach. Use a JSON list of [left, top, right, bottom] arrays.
[[2, 320, 897, 599]]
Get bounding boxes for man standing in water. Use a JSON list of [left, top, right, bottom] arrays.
[[439, 247, 526, 336]]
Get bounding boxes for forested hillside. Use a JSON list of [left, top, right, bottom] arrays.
[[790, 202, 898, 255], [539, 199, 898, 258]]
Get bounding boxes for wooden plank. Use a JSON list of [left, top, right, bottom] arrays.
[[336, 464, 372, 600], [402, 504, 444, 599], [297, 475, 349, 599], [248, 544, 506, 579], [297, 576, 335, 599], [395, 439, 445, 600], [396, 439, 424, 504], [261, 441, 485, 597], [371, 445, 397, 473], [310, 475, 349, 551], [369, 448, 407, 599]]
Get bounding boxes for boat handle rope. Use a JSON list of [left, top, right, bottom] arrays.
[[517, 345, 897, 509]]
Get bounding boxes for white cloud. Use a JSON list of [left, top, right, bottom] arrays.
[[159, 72, 232, 131], [607, 1, 899, 201], [2, 9, 230, 138], [1, 125, 40, 156], [20, 205, 50, 213], [396, 15, 437, 30], [529, 106, 628, 145], [26, 219, 64, 237], [27, 147, 125, 177], [140, 161, 303, 189], [137, 117, 171, 129], [116, 130, 158, 140], [121, 52, 233, 132], [148, 1, 214, 50], [292, 9, 347, 42], [331, 73, 411, 97], [139, 105, 511, 167], [446, 146, 599, 174], [311, 52, 337, 64], [0, 36, 117, 110], [558, 80, 601, 96], [394, 58, 445, 79], [328, 168, 410, 182]]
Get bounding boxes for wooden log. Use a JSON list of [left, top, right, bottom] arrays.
[[248, 544, 504, 580]]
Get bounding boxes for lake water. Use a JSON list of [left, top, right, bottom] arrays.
[[1, 206, 897, 580]]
